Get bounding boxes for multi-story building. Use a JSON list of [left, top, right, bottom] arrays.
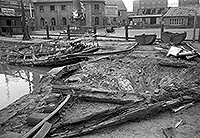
[[133, 0, 168, 15], [130, 0, 168, 26], [179, 0, 199, 7], [0, 0, 33, 35], [105, 0, 128, 26], [168, 0, 199, 7], [33, 0, 106, 30]]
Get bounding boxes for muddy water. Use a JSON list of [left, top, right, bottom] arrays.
[[0, 64, 51, 110]]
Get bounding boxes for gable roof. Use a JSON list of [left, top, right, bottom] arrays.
[[164, 6, 200, 17], [105, 0, 127, 11]]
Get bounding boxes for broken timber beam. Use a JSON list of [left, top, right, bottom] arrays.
[[51, 96, 197, 138], [52, 85, 144, 105], [21, 95, 71, 138], [157, 59, 197, 68]]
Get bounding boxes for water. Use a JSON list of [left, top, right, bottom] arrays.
[[0, 64, 51, 110]]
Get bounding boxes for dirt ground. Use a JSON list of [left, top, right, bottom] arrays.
[[61, 41, 200, 138], [1, 39, 200, 138]]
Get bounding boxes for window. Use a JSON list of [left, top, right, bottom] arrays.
[[113, 17, 116, 22], [13, 20, 17, 26], [50, 5, 55, 11], [118, 11, 122, 16], [40, 18, 45, 26], [95, 17, 99, 25], [146, 9, 151, 14], [62, 17, 67, 25], [170, 18, 184, 25], [61, 5, 66, 10], [39, 6, 44, 12], [94, 4, 99, 11], [151, 8, 156, 14], [51, 18, 56, 25]]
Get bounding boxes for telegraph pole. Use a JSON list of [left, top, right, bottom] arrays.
[[21, 0, 31, 40], [193, 5, 198, 42]]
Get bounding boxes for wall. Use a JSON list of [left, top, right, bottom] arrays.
[[163, 17, 188, 26], [34, 1, 106, 30]]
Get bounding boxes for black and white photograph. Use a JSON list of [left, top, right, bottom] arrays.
[[0, 0, 200, 137]]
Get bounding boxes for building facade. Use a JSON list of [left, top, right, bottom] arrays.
[[163, 6, 200, 27], [179, 0, 199, 7], [0, 0, 34, 35], [105, 0, 128, 27], [133, 0, 168, 14], [33, 0, 106, 30], [130, 0, 168, 26]]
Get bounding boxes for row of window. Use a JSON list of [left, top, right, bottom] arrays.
[[39, 4, 99, 12], [40, 17, 100, 26], [138, 8, 165, 15], [169, 18, 184, 25], [140, 1, 167, 5]]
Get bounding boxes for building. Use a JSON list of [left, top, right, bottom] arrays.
[[0, 0, 34, 35], [105, 0, 128, 26], [129, 0, 168, 27], [133, 0, 168, 14], [168, 0, 199, 7], [179, 0, 199, 7], [33, 0, 106, 30], [163, 6, 200, 27]]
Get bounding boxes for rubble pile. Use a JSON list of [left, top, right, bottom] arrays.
[[1, 39, 200, 138]]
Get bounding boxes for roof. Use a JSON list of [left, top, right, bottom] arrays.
[[33, 0, 105, 3], [128, 14, 163, 18], [105, 0, 127, 10], [164, 6, 200, 17], [0, 12, 21, 17]]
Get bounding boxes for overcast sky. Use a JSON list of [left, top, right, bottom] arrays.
[[122, 0, 134, 12]]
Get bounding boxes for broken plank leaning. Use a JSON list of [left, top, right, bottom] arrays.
[[51, 97, 197, 138], [21, 94, 71, 138]]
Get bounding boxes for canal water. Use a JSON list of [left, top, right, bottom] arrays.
[[0, 64, 51, 110]]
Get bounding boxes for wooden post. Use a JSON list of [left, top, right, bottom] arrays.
[[45, 21, 50, 39], [125, 24, 128, 40], [67, 25, 70, 40], [198, 16, 200, 43], [9, 26, 12, 37], [93, 25, 97, 40], [93, 25, 97, 34], [160, 18, 164, 40], [193, 9, 197, 43]]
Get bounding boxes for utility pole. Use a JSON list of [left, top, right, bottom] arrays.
[[21, 0, 31, 40], [193, 5, 198, 43], [198, 5, 200, 43]]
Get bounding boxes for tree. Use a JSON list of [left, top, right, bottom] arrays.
[[20, 0, 31, 40]]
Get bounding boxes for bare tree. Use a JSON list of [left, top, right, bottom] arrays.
[[20, 0, 31, 40]]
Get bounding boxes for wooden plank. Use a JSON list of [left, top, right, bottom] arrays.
[[51, 98, 184, 138], [158, 60, 197, 68], [33, 122, 52, 138], [95, 35, 135, 40], [52, 85, 144, 105], [21, 94, 71, 138], [66, 43, 138, 57]]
